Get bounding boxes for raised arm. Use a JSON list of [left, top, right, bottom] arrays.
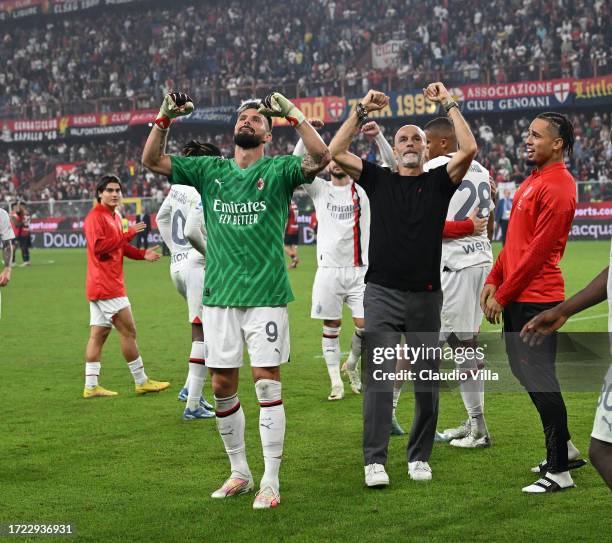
[[424, 82, 477, 184], [329, 90, 389, 179], [362, 121, 398, 170], [259, 92, 330, 180], [142, 92, 194, 176]]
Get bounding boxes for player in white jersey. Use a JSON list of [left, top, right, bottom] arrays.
[[157, 140, 220, 420], [0, 208, 15, 300], [293, 123, 372, 400], [423, 117, 494, 448]]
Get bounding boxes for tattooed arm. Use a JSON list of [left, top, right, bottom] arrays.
[[295, 120, 330, 180]]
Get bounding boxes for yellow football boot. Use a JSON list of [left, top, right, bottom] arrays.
[[135, 379, 170, 394], [83, 385, 118, 399]]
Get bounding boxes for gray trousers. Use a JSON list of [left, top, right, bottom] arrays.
[[363, 282, 443, 466]]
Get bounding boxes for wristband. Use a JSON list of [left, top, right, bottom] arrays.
[[443, 100, 459, 113], [356, 102, 368, 126]]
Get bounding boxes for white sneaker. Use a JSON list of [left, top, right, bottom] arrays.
[[408, 461, 432, 481], [328, 384, 345, 401], [342, 361, 362, 394], [364, 463, 389, 487], [450, 432, 491, 448], [442, 418, 470, 440]]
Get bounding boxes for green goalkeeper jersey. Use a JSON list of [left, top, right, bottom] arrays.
[[170, 154, 308, 307]]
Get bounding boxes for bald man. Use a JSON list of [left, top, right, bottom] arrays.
[[330, 83, 477, 487]]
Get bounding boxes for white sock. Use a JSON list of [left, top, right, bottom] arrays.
[[546, 470, 574, 488], [183, 377, 190, 390], [392, 387, 401, 417], [322, 326, 342, 388], [127, 357, 147, 385], [346, 327, 364, 371], [256, 379, 285, 491], [460, 378, 483, 416], [187, 341, 206, 410], [567, 440, 580, 461], [215, 394, 250, 478], [85, 362, 100, 388]]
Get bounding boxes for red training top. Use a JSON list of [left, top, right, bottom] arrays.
[[286, 201, 299, 235], [485, 162, 576, 306], [84, 204, 145, 301]]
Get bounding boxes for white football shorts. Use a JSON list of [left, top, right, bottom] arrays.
[[89, 297, 131, 328], [203, 305, 290, 368], [440, 265, 491, 342], [592, 364, 612, 444], [311, 266, 366, 320], [171, 261, 205, 324]]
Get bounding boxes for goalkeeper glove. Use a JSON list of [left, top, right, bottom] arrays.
[[155, 92, 194, 130], [259, 92, 305, 127]]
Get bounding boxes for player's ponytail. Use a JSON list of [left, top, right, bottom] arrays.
[[536, 112, 575, 158]]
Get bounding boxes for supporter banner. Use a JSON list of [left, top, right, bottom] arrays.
[[55, 162, 84, 176], [346, 90, 437, 119], [572, 75, 612, 106], [1, 118, 58, 141], [460, 94, 572, 113], [456, 78, 572, 101], [128, 109, 157, 126], [0, 0, 144, 19], [371, 40, 405, 69], [179, 106, 237, 125], [273, 97, 347, 126], [50, 0, 102, 15], [0, 0, 43, 19]]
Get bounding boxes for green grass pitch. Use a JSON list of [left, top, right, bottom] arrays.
[[1, 241, 610, 542]]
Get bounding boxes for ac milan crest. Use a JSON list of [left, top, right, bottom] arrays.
[[257, 178, 265, 190]]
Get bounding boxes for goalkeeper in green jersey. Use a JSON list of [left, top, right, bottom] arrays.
[[142, 92, 330, 509]]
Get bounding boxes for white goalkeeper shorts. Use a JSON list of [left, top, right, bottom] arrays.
[[171, 261, 205, 324], [311, 266, 366, 320], [89, 297, 131, 328], [592, 364, 612, 444], [440, 265, 491, 342], [203, 305, 290, 369]]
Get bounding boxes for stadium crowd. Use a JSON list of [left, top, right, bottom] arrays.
[[0, 0, 609, 117], [1, 111, 609, 205]]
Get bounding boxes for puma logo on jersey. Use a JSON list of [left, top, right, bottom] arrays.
[[214, 178, 223, 187]]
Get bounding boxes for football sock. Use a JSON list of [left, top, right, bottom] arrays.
[[392, 387, 401, 417], [322, 326, 342, 388], [346, 327, 364, 371], [85, 362, 100, 388], [256, 379, 285, 491], [187, 341, 206, 411], [127, 357, 147, 385], [215, 394, 250, 478]]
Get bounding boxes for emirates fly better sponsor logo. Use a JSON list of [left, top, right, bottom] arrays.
[[213, 199, 267, 225]]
